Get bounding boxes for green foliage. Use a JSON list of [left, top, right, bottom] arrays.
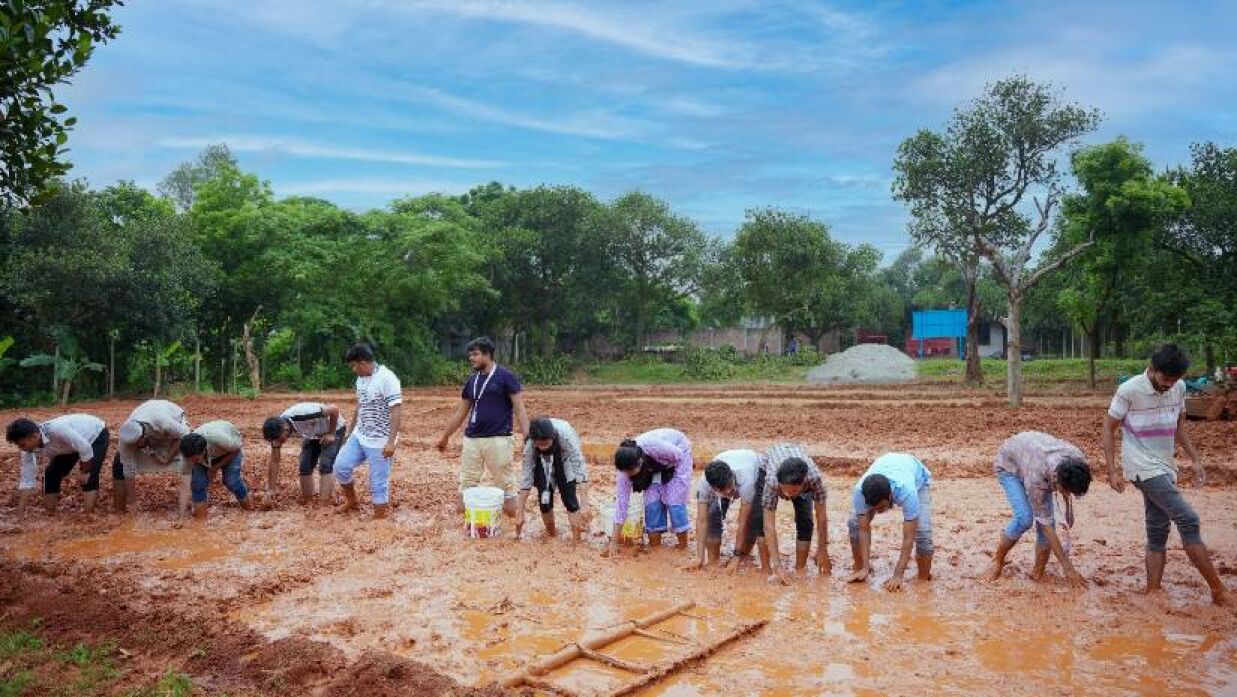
[[0, 1, 124, 206], [515, 355, 572, 385], [917, 358, 1147, 383], [680, 346, 737, 381], [0, 630, 42, 658], [0, 335, 17, 373]]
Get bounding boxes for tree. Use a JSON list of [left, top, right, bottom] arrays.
[[894, 76, 1101, 406], [20, 328, 102, 405], [1056, 138, 1187, 386], [1165, 143, 1237, 370], [600, 192, 709, 350], [1, 1, 123, 207], [157, 144, 238, 212]]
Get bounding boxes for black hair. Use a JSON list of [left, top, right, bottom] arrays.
[[614, 444, 642, 472], [179, 433, 208, 457], [5, 418, 39, 444], [529, 417, 557, 441], [262, 416, 288, 442], [1056, 458, 1092, 496], [861, 473, 892, 507], [1150, 343, 1190, 378], [776, 456, 810, 486], [704, 460, 735, 490], [466, 336, 496, 357], [344, 343, 375, 363]]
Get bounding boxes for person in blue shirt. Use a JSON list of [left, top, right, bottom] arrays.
[[845, 453, 934, 591]]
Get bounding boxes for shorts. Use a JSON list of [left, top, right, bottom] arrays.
[[460, 436, 516, 499], [45, 428, 109, 494], [298, 426, 345, 476]]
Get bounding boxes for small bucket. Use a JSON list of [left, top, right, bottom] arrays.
[[601, 501, 645, 544], [463, 486, 504, 539]]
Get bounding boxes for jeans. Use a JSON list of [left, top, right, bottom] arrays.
[[997, 471, 1050, 548], [645, 500, 690, 534], [334, 435, 393, 505], [190, 450, 249, 504], [298, 426, 345, 475], [1133, 474, 1203, 552], [847, 485, 934, 557]]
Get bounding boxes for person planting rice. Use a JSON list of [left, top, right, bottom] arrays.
[[760, 443, 829, 584], [846, 453, 933, 591], [1103, 344, 1231, 605], [984, 431, 1091, 587], [607, 428, 693, 556], [7, 414, 109, 515], [262, 402, 346, 505], [114, 399, 191, 515], [179, 420, 252, 519], [515, 417, 591, 540], [687, 448, 763, 570], [436, 337, 528, 524], [335, 343, 403, 519]]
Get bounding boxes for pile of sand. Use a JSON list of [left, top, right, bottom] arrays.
[[806, 343, 917, 384]]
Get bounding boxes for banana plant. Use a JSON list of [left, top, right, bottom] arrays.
[[0, 336, 14, 374], [152, 339, 182, 397], [21, 348, 104, 406]]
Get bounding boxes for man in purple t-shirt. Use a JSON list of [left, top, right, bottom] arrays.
[[436, 337, 529, 520]]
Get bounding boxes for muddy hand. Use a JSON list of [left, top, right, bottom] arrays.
[[1107, 472, 1126, 493], [884, 576, 904, 592], [1192, 461, 1207, 488], [1067, 571, 1088, 589], [683, 558, 705, 571]]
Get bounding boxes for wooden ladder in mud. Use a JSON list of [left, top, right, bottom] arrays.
[[498, 601, 766, 697]]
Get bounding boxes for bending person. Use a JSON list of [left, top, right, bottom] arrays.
[[114, 399, 190, 514], [688, 448, 762, 570], [759, 443, 829, 584], [516, 417, 590, 540], [608, 428, 692, 555], [7, 414, 109, 515], [262, 402, 345, 505], [180, 420, 252, 519], [846, 453, 933, 591]]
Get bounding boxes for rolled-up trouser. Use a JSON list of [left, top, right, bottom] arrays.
[[997, 471, 1050, 548], [460, 436, 516, 499], [334, 435, 393, 505], [846, 484, 934, 557], [1133, 474, 1203, 553], [746, 468, 814, 542], [298, 426, 345, 476], [190, 451, 249, 504], [44, 428, 109, 494]]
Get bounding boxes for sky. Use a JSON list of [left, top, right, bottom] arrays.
[[60, 0, 1237, 257]]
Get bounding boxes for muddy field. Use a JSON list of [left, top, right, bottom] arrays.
[[2, 383, 1236, 696]]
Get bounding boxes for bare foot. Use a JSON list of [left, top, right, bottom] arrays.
[[983, 562, 1004, 582], [1212, 588, 1231, 607], [1030, 564, 1047, 582]]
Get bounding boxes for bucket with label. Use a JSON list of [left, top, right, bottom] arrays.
[[600, 500, 644, 544], [463, 486, 504, 538]]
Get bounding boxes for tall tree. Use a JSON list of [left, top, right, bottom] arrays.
[[1, 1, 123, 207], [894, 76, 1101, 406], [157, 144, 238, 212], [1056, 138, 1187, 386]]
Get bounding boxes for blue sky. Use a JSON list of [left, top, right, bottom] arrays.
[[61, 1, 1237, 257]]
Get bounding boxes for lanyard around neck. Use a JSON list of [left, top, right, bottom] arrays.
[[470, 366, 497, 423]]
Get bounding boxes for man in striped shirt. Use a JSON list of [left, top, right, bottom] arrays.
[[335, 344, 403, 519], [1103, 344, 1230, 605], [759, 442, 830, 584]]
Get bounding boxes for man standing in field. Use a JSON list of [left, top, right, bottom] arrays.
[[759, 443, 830, 584], [7, 414, 109, 515], [846, 453, 934, 591], [335, 344, 403, 519], [262, 402, 346, 505], [1103, 344, 1230, 605], [114, 399, 191, 515], [436, 337, 529, 522], [179, 420, 252, 519]]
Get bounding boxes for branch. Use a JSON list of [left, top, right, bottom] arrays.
[[1022, 240, 1093, 290]]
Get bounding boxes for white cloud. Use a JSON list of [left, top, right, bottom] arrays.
[[157, 136, 504, 169], [274, 178, 474, 196], [403, 85, 646, 140]]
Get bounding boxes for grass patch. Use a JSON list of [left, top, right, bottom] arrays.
[[916, 358, 1148, 385], [582, 356, 809, 384], [0, 627, 194, 697]]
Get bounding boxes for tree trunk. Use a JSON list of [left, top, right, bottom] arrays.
[[194, 335, 201, 393], [59, 378, 71, 407], [154, 353, 162, 398], [1006, 292, 1024, 408], [1204, 342, 1216, 374], [963, 273, 983, 385], [242, 317, 261, 393], [52, 343, 60, 395], [108, 335, 116, 399], [1086, 324, 1099, 389]]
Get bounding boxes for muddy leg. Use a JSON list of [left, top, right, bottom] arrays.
[[541, 511, 557, 537], [794, 541, 810, 571], [1145, 550, 1166, 593], [42, 493, 59, 516], [193, 502, 207, 520], [503, 498, 518, 519], [756, 537, 770, 572], [916, 553, 933, 581], [1183, 544, 1229, 605], [114, 479, 136, 513], [675, 531, 689, 550], [373, 503, 387, 519], [984, 535, 1016, 581], [318, 475, 335, 504], [338, 483, 360, 513], [1031, 546, 1050, 581], [706, 536, 722, 566], [298, 475, 315, 505], [648, 533, 663, 549], [82, 491, 98, 515]]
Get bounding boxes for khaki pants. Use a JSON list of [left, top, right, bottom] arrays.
[[460, 436, 516, 498]]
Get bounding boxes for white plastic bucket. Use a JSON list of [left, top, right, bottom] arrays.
[[600, 500, 645, 544], [463, 486, 504, 539]]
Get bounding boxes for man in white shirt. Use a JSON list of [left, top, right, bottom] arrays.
[[687, 449, 762, 570], [7, 414, 109, 514], [335, 344, 403, 519]]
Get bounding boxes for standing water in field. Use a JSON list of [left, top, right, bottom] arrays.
[[807, 343, 918, 384]]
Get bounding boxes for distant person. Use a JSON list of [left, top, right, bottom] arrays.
[[516, 417, 591, 541], [335, 343, 403, 519], [607, 428, 693, 556], [687, 448, 762, 570], [1103, 344, 1230, 605], [7, 414, 109, 515], [262, 402, 346, 505], [786, 337, 799, 356], [760, 443, 830, 584], [985, 432, 1090, 587], [114, 399, 191, 514], [436, 337, 529, 525], [846, 453, 933, 591], [179, 420, 252, 519]]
